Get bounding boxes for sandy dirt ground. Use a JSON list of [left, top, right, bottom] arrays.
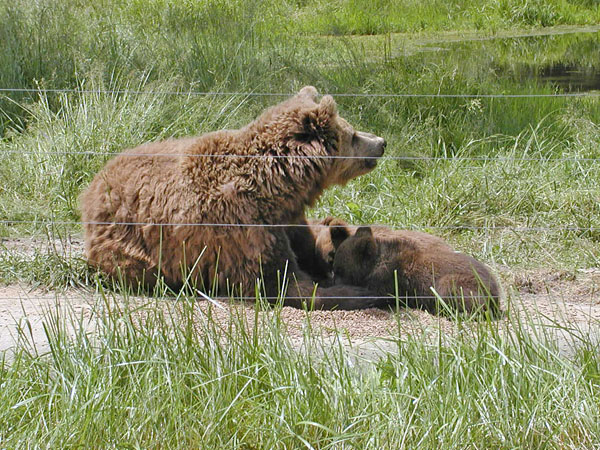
[[1, 237, 600, 359]]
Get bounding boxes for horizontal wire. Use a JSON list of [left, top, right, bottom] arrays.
[[1, 220, 598, 232], [206, 295, 498, 300], [0, 295, 502, 301], [1, 87, 600, 98], [1, 149, 599, 163]]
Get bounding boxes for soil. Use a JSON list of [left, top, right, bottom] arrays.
[[1, 237, 600, 359]]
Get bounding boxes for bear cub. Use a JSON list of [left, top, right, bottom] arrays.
[[317, 219, 501, 316]]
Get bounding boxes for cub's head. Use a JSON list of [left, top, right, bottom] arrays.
[[263, 86, 386, 187], [331, 226, 379, 286], [312, 218, 378, 285], [311, 217, 353, 274]]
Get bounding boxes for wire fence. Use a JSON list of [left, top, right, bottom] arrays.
[[2, 87, 599, 162], [2, 149, 600, 163], [0, 295, 503, 302], [1, 220, 599, 233], [0, 84, 598, 233], [2, 87, 600, 98]]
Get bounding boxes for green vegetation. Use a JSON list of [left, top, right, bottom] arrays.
[[2, 14, 600, 270], [291, 0, 600, 35], [1, 292, 599, 448], [1, 2, 600, 445]]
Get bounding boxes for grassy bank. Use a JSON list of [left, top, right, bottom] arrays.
[[1, 293, 599, 448], [1, 1, 599, 124], [290, 0, 600, 35]]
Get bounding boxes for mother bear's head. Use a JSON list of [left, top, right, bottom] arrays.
[[250, 86, 386, 188]]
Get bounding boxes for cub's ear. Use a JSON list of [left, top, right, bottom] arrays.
[[322, 216, 348, 227], [354, 227, 377, 259], [296, 86, 318, 102], [355, 226, 373, 238], [320, 216, 335, 226], [329, 218, 350, 249]]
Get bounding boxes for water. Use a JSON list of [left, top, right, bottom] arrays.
[[417, 28, 600, 92], [502, 33, 600, 92], [515, 61, 600, 92]]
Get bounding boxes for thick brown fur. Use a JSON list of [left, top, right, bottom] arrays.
[[80, 87, 387, 310], [317, 219, 501, 316]]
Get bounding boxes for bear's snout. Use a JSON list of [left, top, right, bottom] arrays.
[[357, 132, 385, 156], [358, 133, 385, 169], [375, 137, 386, 156]]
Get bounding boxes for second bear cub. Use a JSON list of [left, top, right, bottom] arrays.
[[325, 220, 500, 315]]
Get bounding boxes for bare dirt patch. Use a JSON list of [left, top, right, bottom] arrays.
[[2, 236, 599, 357], [1, 235, 85, 257], [1, 266, 599, 358]]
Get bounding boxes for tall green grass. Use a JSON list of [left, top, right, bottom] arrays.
[[1, 1, 599, 132], [0, 82, 255, 232], [0, 0, 295, 133], [1, 291, 599, 447], [283, 0, 600, 35]]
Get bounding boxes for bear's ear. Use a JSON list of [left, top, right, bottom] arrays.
[[355, 226, 373, 238], [296, 86, 318, 102], [354, 227, 377, 260], [298, 95, 338, 139], [329, 219, 350, 249], [318, 95, 337, 121]]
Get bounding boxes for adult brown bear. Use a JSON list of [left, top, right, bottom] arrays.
[[80, 87, 387, 309], [315, 219, 501, 315]]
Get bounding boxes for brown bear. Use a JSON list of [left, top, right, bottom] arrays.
[[80, 86, 388, 310], [316, 219, 501, 315]]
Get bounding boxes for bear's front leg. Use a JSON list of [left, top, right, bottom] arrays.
[[285, 216, 318, 274]]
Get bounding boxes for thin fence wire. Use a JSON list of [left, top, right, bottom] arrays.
[[1, 149, 600, 163], [0, 295, 501, 301], [1, 220, 598, 232], [2, 87, 598, 163], [1, 87, 600, 98]]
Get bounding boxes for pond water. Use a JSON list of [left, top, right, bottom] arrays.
[[531, 61, 600, 91], [496, 32, 600, 92], [419, 28, 600, 92]]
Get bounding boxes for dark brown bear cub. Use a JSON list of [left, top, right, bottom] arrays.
[[328, 222, 501, 316]]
